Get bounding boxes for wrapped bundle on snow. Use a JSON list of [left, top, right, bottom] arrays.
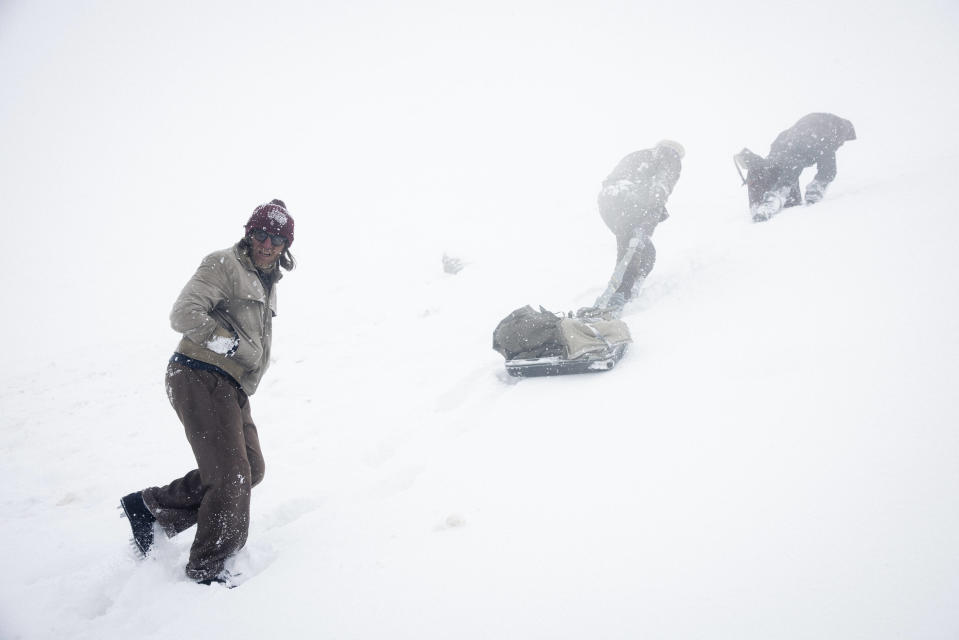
[[492, 305, 631, 377]]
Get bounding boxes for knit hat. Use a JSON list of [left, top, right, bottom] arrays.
[[245, 199, 294, 248], [655, 139, 685, 159]]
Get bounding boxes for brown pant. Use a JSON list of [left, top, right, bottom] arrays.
[[142, 362, 265, 581]]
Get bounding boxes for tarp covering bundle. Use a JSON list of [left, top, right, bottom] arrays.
[[493, 305, 631, 376]]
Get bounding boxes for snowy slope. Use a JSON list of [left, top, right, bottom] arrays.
[[2, 1, 959, 639]]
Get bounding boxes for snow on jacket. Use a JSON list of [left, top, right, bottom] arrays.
[[170, 242, 282, 395], [600, 147, 681, 213], [598, 146, 682, 236]]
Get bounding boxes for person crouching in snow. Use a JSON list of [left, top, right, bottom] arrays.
[[120, 199, 296, 586], [596, 139, 683, 310], [735, 112, 856, 222]]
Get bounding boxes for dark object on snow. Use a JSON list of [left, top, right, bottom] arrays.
[[505, 342, 630, 377], [493, 306, 567, 361], [442, 253, 464, 275], [197, 569, 239, 588], [493, 305, 632, 377], [734, 113, 856, 221], [120, 491, 156, 557]]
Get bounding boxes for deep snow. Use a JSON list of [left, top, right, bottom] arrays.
[[1, 1, 959, 638]]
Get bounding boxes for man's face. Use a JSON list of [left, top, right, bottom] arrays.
[[250, 230, 286, 269]]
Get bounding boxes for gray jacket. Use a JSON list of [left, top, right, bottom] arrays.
[[170, 242, 282, 395], [598, 146, 682, 238]]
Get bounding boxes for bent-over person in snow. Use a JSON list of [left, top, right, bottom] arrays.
[[596, 139, 683, 310], [120, 199, 296, 587], [734, 112, 856, 222]]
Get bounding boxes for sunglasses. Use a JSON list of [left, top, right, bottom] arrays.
[[252, 230, 286, 247]]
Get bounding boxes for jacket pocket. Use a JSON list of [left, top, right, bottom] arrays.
[[232, 333, 263, 371]]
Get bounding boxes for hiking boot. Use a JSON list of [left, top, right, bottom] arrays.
[[752, 191, 784, 222], [120, 491, 156, 557], [804, 179, 828, 204], [750, 204, 769, 222], [196, 570, 239, 588]]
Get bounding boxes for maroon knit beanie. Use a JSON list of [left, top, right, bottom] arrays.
[[245, 199, 295, 248]]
